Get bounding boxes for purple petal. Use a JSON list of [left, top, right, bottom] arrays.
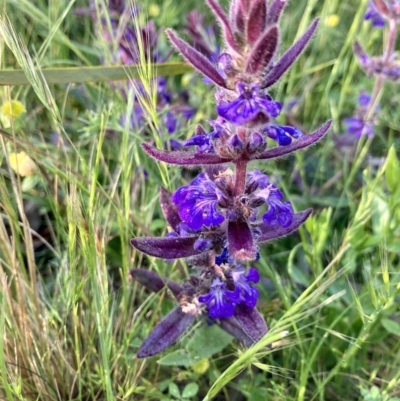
[[245, 25, 279, 74], [205, 0, 239, 52], [246, 267, 260, 283], [267, 0, 288, 25], [166, 29, 227, 88], [130, 269, 182, 300], [258, 208, 312, 243], [227, 219, 257, 261], [142, 143, 231, 165], [261, 18, 319, 88], [137, 306, 196, 358], [255, 120, 331, 160], [131, 237, 202, 259], [159, 187, 182, 232], [234, 305, 268, 343], [246, 0, 268, 45]]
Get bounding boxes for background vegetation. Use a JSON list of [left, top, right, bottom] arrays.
[[0, 0, 400, 400]]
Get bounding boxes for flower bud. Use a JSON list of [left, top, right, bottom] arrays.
[[247, 132, 266, 154]]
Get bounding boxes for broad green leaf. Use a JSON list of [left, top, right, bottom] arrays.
[[0, 63, 192, 86], [381, 317, 400, 336], [157, 350, 197, 367], [182, 383, 199, 398], [186, 324, 233, 360], [169, 383, 181, 399], [385, 145, 400, 193]]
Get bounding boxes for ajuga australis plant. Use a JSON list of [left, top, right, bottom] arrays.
[[130, 0, 332, 358]]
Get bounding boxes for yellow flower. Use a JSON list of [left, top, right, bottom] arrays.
[[8, 152, 37, 177], [1, 100, 26, 118], [148, 4, 160, 18], [324, 14, 340, 28]]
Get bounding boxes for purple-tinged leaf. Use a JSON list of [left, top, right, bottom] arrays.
[[353, 41, 369, 66], [255, 120, 331, 161], [234, 305, 268, 342], [130, 268, 182, 300], [206, 0, 239, 51], [137, 306, 196, 358], [372, 0, 390, 17], [258, 209, 312, 243], [227, 219, 257, 261], [166, 29, 227, 88], [131, 236, 202, 259], [245, 25, 278, 74], [261, 18, 319, 89], [219, 317, 254, 346], [246, 0, 268, 45], [229, 0, 246, 32], [142, 143, 231, 165], [160, 187, 182, 232], [267, 0, 288, 25]]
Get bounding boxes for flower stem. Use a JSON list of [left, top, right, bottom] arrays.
[[234, 160, 248, 196]]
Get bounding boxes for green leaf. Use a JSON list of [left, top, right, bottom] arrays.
[[169, 383, 181, 399], [186, 324, 233, 360], [182, 383, 199, 399], [158, 350, 197, 367], [381, 317, 400, 336], [0, 63, 192, 86], [385, 145, 400, 193]]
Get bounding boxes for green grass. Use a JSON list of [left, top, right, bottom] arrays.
[[1, 0, 400, 400]]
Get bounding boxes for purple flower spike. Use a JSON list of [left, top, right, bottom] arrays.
[[137, 306, 196, 358], [198, 278, 241, 319], [131, 236, 202, 259], [245, 25, 279, 74], [217, 83, 282, 126], [166, 29, 228, 88], [365, 1, 386, 27], [172, 173, 225, 230], [261, 18, 319, 89], [227, 219, 258, 261], [246, 0, 268, 45]]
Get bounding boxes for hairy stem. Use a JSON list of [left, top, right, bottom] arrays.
[[234, 160, 248, 196]]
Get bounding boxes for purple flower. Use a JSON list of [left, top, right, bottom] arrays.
[[198, 278, 240, 319], [343, 117, 374, 138], [172, 173, 225, 230], [164, 111, 177, 133], [343, 91, 377, 138], [263, 125, 303, 146], [217, 83, 282, 126], [231, 267, 260, 308], [364, 2, 386, 27], [255, 186, 294, 228]]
